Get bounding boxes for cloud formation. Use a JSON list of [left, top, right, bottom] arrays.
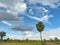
[[0, 0, 27, 13], [25, 0, 60, 8], [25, 6, 53, 23], [0, 0, 27, 20], [5, 27, 60, 40], [11, 25, 33, 31], [20, 27, 60, 40], [26, 15, 53, 23], [0, 3, 7, 8], [0, 11, 22, 21], [0, 0, 26, 27]]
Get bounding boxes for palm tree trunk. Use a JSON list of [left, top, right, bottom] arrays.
[[40, 32, 44, 45]]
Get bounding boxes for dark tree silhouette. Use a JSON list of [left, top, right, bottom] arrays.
[[36, 21, 44, 45], [54, 37, 59, 41], [0, 31, 6, 41]]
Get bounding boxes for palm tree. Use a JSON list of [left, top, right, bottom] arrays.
[[0, 31, 6, 41], [36, 21, 44, 45]]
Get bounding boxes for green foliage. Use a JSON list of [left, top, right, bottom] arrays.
[[0, 31, 6, 41], [36, 21, 44, 32], [54, 37, 59, 41]]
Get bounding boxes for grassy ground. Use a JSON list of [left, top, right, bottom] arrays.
[[0, 41, 42, 45], [0, 41, 60, 45], [53, 41, 60, 45]]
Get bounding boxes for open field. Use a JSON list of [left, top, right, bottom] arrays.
[[53, 41, 60, 45], [0, 41, 60, 45], [0, 41, 42, 45]]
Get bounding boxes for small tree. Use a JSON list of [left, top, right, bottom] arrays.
[[0, 31, 6, 41], [7, 38, 10, 41], [36, 21, 44, 45], [54, 37, 59, 41]]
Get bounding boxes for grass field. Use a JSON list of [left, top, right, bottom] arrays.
[[53, 41, 60, 45], [0, 41, 60, 45], [0, 41, 42, 45]]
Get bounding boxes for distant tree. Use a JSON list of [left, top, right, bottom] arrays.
[[54, 37, 59, 41], [44, 39, 46, 42], [0, 31, 6, 41], [7, 38, 10, 41], [26, 39, 29, 41], [49, 38, 54, 42], [36, 21, 45, 45]]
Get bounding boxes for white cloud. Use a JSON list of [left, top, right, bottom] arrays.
[[25, 6, 53, 23], [6, 10, 18, 16], [0, 11, 22, 21], [0, 0, 26, 26], [0, 0, 24, 7], [0, 3, 7, 8], [5, 35, 27, 40], [15, 2, 27, 13], [41, 7, 48, 12], [5, 27, 60, 40], [25, 0, 60, 8], [11, 25, 33, 31], [0, 0, 26, 23], [27, 7, 49, 16], [0, 0, 27, 14], [42, 28, 60, 40], [26, 15, 53, 23], [2, 21, 12, 26]]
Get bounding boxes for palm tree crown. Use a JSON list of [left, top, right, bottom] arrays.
[[36, 21, 44, 32]]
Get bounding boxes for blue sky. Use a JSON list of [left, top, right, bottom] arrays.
[[0, 0, 60, 40]]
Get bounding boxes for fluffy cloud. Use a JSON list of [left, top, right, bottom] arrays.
[[11, 25, 33, 31], [0, 9, 24, 27], [0, 0, 27, 14], [0, 11, 22, 21], [25, 0, 60, 8], [15, 2, 27, 13], [0, 0, 27, 26], [5, 27, 60, 40], [0, 0, 27, 22], [18, 27, 60, 40], [42, 28, 60, 40]]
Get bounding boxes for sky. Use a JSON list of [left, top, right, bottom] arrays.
[[0, 0, 60, 40]]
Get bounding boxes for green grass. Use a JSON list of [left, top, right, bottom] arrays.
[[53, 41, 60, 45], [1, 41, 60, 45], [0, 41, 42, 45]]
